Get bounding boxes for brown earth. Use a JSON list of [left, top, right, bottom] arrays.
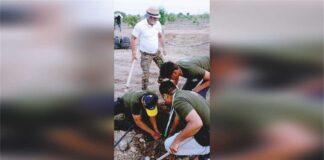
[[114, 19, 209, 160]]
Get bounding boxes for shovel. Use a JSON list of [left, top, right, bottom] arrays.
[[124, 59, 136, 92]]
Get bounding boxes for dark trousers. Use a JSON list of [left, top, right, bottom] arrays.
[[114, 98, 134, 130], [114, 23, 121, 32]]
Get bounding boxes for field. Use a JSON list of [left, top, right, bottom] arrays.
[[114, 18, 209, 159]]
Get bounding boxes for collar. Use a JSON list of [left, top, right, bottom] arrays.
[[171, 89, 178, 107], [145, 18, 154, 27]]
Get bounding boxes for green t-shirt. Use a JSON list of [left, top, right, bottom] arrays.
[[177, 56, 210, 79], [172, 90, 210, 129], [122, 90, 156, 115]]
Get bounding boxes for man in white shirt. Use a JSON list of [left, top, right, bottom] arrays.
[[131, 7, 166, 90]]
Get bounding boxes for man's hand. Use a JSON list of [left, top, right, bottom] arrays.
[[151, 131, 162, 140], [192, 71, 210, 93], [169, 140, 180, 154], [149, 116, 161, 140], [154, 129, 161, 135], [131, 35, 138, 62], [131, 54, 138, 62], [192, 87, 199, 93]]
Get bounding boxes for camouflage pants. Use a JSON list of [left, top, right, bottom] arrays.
[[140, 50, 164, 90]]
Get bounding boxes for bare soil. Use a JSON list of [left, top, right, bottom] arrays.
[[114, 19, 209, 160]]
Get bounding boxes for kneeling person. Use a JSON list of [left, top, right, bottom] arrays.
[[114, 90, 161, 140], [159, 80, 210, 157]]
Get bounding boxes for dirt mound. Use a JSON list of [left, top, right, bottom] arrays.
[[114, 130, 167, 160]]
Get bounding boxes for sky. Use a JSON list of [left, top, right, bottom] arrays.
[[114, 0, 210, 15]]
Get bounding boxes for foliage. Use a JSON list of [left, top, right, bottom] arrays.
[[120, 9, 209, 27], [192, 17, 199, 25], [122, 15, 140, 27], [198, 13, 209, 19], [159, 8, 167, 25], [166, 13, 177, 22], [177, 12, 184, 18]]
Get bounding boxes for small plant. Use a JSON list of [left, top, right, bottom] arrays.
[[166, 13, 176, 22], [192, 17, 199, 25]]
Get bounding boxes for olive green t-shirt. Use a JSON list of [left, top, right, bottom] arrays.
[[172, 90, 210, 129], [122, 90, 156, 115], [177, 56, 210, 79]]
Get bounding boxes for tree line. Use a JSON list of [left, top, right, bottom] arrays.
[[115, 8, 209, 27]]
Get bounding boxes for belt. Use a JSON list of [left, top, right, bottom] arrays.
[[140, 50, 157, 55]]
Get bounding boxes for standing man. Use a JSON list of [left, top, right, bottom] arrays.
[[159, 56, 210, 98], [159, 80, 210, 158], [114, 90, 161, 140], [131, 6, 166, 90], [114, 13, 122, 32]]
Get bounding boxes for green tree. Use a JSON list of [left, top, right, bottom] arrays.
[[159, 7, 166, 25], [177, 12, 183, 18], [123, 15, 140, 27]]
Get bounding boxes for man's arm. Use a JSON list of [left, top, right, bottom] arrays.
[[158, 32, 166, 55], [169, 109, 203, 154], [132, 114, 160, 140], [131, 35, 138, 61], [149, 116, 160, 134], [192, 71, 210, 93], [168, 113, 180, 136]]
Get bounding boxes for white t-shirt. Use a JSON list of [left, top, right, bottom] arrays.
[[132, 19, 162, 54]]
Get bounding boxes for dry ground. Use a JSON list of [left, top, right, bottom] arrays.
[[114, 19, 209, 99], [114, 19, 209, 160]]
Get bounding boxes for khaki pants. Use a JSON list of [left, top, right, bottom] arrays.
[[164, 132, 210, 156], [140, 50, 164, 90]]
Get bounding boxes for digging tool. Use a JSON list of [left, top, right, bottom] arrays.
[[160, 49, 167, 61], [144, 152, 170, 160], [156, 152, 170, 160], [125, 59, 136, 92], [154, 138, 192, 160], [164, 107, 174, 137], [114, 124, 134, 148], [146, 108, 174, 160]]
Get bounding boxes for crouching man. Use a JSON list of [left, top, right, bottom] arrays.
[[114, 90, 161, 140], [159, 80, 210, 159], [159, 56, 210, 98]]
